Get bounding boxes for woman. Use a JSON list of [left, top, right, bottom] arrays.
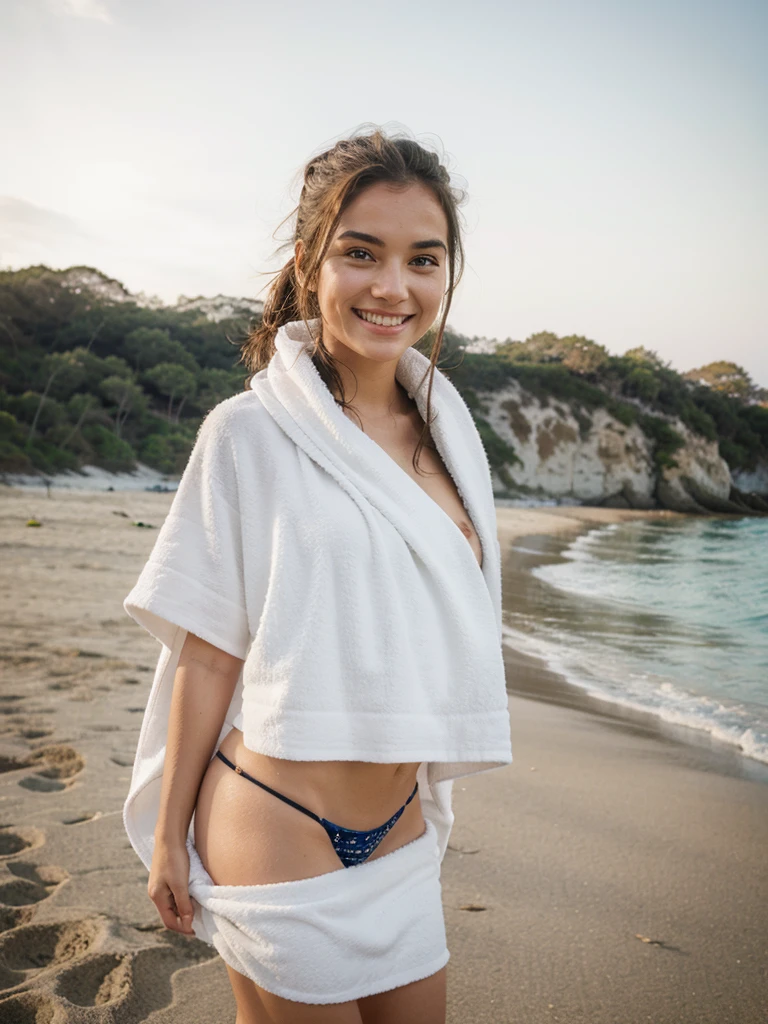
[[123, 127, 513, 1024]]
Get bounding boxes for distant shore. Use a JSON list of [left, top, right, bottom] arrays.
[[0, 488, 765, 1023], [1, 462, 179, 493]]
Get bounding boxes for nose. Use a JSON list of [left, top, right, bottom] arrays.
[[369, 259, 409, 305]]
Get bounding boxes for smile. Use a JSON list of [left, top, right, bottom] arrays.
[[353, 309, 415, 327]]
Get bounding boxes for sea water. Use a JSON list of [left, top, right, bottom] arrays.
[[501, 516, 768, 765]]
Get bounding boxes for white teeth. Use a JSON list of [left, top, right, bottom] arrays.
[[356, 310, 409, 327]]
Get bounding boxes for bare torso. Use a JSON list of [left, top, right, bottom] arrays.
[[194, 388, 482, 885]]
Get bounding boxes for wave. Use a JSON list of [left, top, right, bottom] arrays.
[[502, 516, 768, 767], [502, 623, 768, 765]]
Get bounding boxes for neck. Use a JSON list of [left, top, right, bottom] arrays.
[[320, 347, 414, 422]]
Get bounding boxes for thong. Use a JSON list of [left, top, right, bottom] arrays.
[[215, 749, 419, 868]]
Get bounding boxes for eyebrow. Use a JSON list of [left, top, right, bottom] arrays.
[[337, 230, 447, 253]]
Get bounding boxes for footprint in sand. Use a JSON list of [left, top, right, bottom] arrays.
[[0, 917, 104, 994], [17, 777, 68, 794], [54, 933, 215, 1015], [0, 989, 58, 1023], [0, 828, 45, 861], [110, 755, 134, 768], [62, 812, 101, 826], [0, 863, 68, 932], [18, 745, 85, 794]]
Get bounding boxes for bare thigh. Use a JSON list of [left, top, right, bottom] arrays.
[[193, 753, 430, 1023], [358, 966, 447, 1024], [226, 964, 363, 1024]]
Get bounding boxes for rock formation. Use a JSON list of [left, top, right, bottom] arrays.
[[478, 380, 767, 515]]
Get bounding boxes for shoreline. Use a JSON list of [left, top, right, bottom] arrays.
[[1, 489, 766, 1022], [496, 504, 768, 783]]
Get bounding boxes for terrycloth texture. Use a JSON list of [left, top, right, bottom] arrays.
[[123, 317, 513, 873], [185, 817, 449, 1004]]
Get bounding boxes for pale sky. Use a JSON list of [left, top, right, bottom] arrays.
[[1, 0, 766, 385]]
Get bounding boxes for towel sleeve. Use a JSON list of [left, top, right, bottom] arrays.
[[124, 401, 251, 661]]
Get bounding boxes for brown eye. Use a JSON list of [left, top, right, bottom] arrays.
[[347, 248, 374, 260]]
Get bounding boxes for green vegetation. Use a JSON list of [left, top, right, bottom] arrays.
[[2, 265, 766, 484], [0, 266, 255, 476]]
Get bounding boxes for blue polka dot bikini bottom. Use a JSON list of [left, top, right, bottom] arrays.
[[215, 749, 419, 868]]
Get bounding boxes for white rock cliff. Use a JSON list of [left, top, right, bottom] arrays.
[[477, 381, 767, 514]]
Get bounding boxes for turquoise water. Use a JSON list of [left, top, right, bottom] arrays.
[[501, 516, 768, 765]]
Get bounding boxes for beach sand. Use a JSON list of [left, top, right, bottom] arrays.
[[1, 488, 766, 1022]]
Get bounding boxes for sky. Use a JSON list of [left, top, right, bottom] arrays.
[[1, 0, 766, 385]]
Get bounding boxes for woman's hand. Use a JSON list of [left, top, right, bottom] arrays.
[[148, 840, 196, 935]]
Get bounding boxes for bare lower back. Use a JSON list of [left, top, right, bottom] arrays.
[[193, 727, 425, 886]]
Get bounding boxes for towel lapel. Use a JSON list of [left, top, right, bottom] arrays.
[[252, 319, 501, 635]]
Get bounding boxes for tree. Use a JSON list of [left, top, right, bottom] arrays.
[[624, 346, 670, 371], [559, 335, 609, 375], [101, 354, 133, 379], [624, 366, 661, 403], [500, 331, 562, 363], [145, 362, 197, 422], [124, 327, 199, 374], [26, 351, 87, 447], [60, 394, 100, 449], [683, 361, 758, 402], [495, 331, 608, 374], [99, 375, 145, 438]]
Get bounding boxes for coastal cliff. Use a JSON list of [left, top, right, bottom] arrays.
[[475, 379, 768, 515]]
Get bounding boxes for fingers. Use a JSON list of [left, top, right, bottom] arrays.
[[172, 887, 196, 935], [151, 884, 181, 932], [149, 882, 195, 935]]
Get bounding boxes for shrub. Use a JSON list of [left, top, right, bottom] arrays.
[[0, 439, 31, 472], [81, 424, 137, 472], [638, 414, 685, 471], [605, 399, 637, 426], [623, 366, 661, 403], [140, 432, 192, 474], [474, 415, 522, 469]]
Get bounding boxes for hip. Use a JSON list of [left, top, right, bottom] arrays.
[[193, 727, 425, 886]]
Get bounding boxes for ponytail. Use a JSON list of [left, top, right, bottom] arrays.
[[240, 255, 319, 385]]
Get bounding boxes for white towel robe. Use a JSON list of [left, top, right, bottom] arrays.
[[123, 318, 513, 876]]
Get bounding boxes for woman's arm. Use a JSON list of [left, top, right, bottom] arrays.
[[148, 630, 243, 934]]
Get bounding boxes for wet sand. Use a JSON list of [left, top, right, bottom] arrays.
[[1, 489, 766, 1022]]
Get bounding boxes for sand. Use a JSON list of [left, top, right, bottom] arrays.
[[0, 488, 766, 1023]]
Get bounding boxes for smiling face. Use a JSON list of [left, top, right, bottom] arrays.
[[307, 180, 449, 366]]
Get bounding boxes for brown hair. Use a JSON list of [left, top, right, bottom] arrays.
[[239, 124, 467, 473]]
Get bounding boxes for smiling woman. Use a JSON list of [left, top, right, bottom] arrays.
[[242, 127, 467, 476], [123, 125, 512, 1024]]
